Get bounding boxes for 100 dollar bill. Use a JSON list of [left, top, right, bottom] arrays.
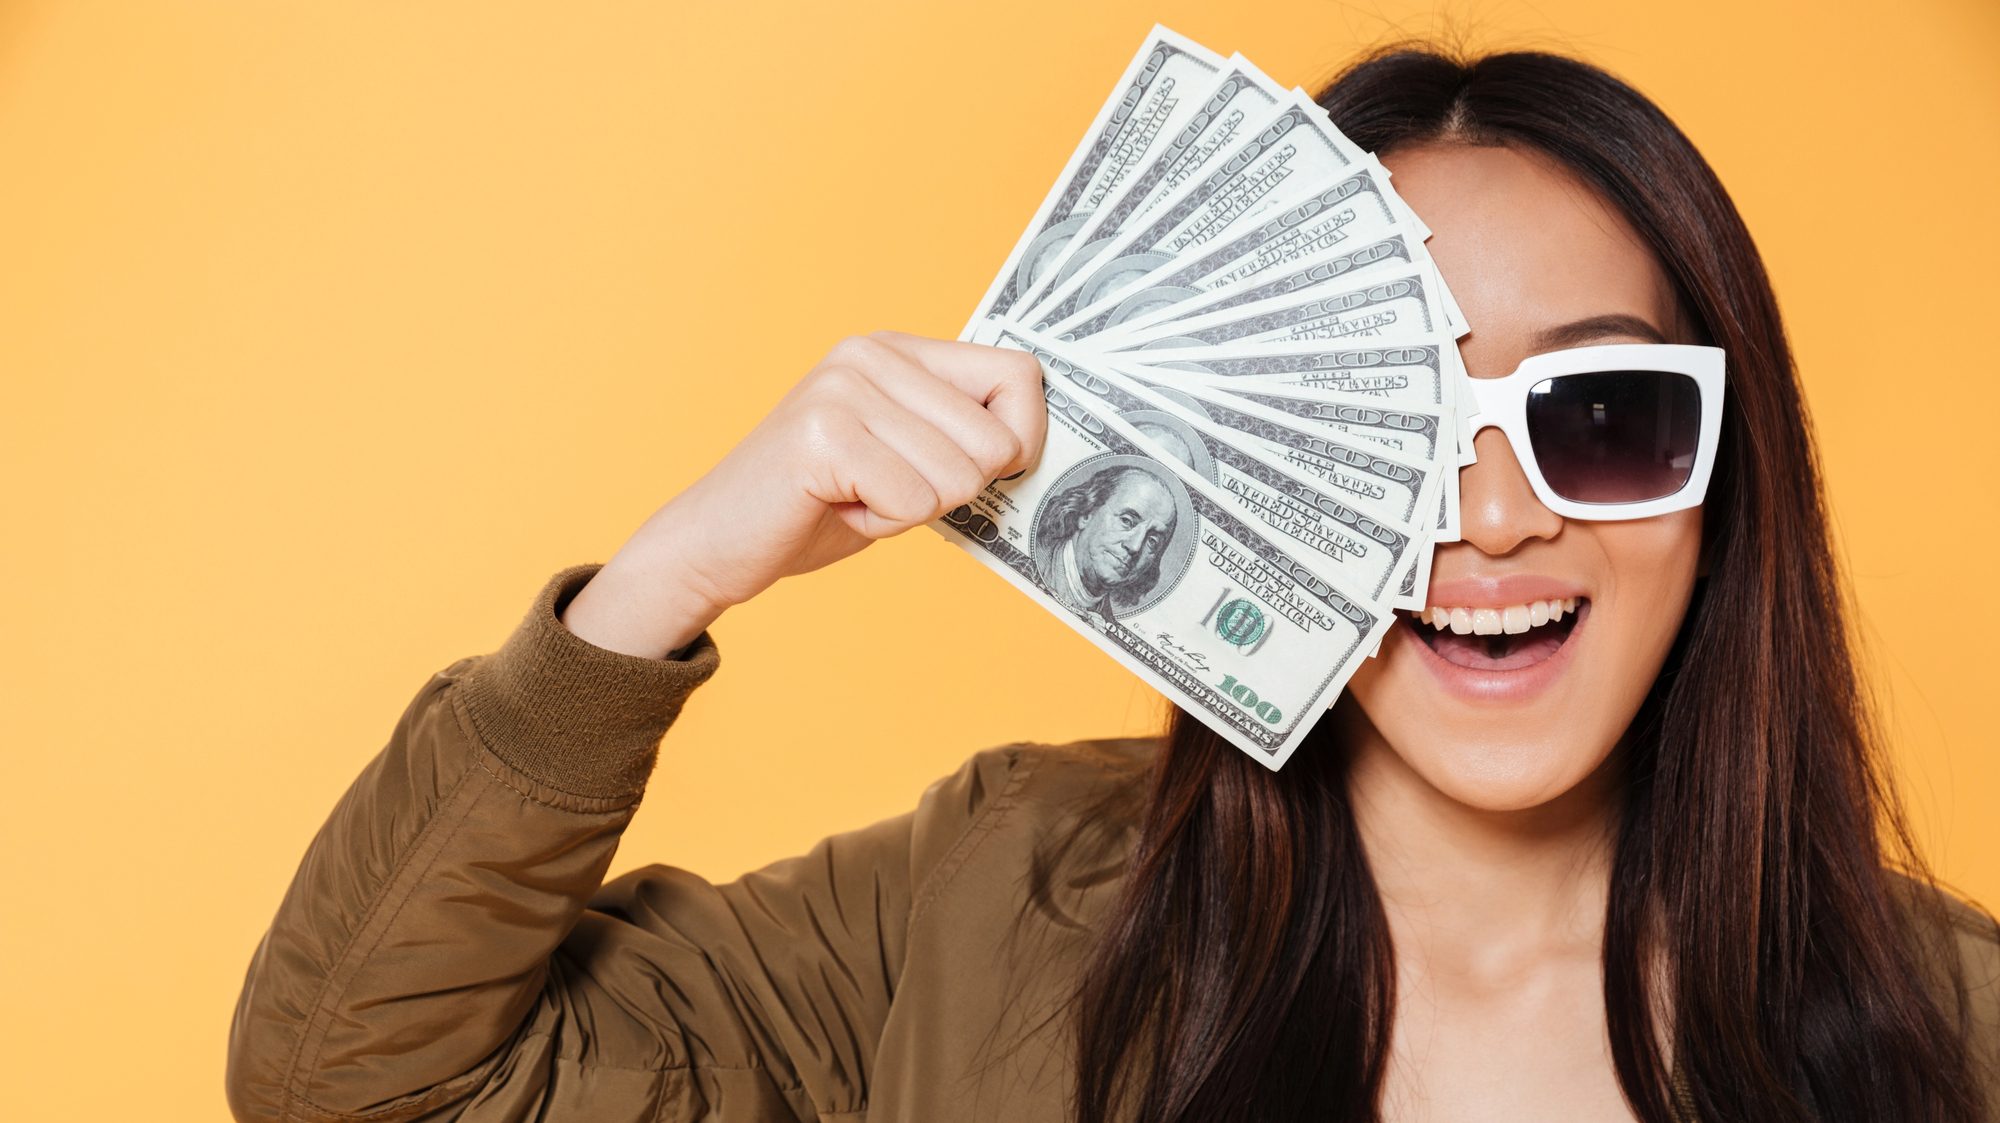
[[1012, 58, 1287, 316], [1102, 266, 1448, 349], [989, 326, 1418, 603], [1022, 92, 1370, 330], [962, 26, 1224, 330], [1122, 335, 1455, 403], [1124, 335, 1479, 475], [1042, 168, 1416, 340], [928, 344, 1390, 769]]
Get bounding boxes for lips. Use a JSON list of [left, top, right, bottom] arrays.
[[1095, 546, 1135, 577], [1405, 599, 1585, 670], [1390, 592, 1593, 703]]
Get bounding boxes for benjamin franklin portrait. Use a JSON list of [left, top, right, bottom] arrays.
[[1029, 456, 1198, 623]]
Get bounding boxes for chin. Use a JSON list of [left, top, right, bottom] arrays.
[[1390, 727, 1617, 813], [1339, 618, 1633, 815]]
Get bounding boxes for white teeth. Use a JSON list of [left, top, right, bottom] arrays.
[[1413, 598, 1585, 633]]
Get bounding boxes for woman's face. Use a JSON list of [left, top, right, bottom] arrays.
[[1339, 140, 1703, 813]]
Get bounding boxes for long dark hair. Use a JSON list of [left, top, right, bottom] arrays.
[[1051, 44, 1991, 1122]]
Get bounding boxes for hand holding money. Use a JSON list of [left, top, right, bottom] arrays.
[[571, 332, 1046, 658]]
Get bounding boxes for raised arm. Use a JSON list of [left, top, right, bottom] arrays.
[[226, 333, 1046, 1122]]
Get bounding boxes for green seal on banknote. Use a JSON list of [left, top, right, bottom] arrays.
[[1214, 599, 1267, 647]]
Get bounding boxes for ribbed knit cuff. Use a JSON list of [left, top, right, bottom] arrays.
[[456, 562, 721, 802]]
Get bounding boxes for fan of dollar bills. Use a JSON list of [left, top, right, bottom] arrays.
[[934, 25, 1475, 770]]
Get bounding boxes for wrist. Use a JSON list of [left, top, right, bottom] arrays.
[[562, 530, 731, 660]]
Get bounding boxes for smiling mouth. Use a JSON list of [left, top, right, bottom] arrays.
[[1397, 597, 1589, 671]]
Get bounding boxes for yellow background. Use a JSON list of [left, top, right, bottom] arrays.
[[3, 1, 1995, 1117]]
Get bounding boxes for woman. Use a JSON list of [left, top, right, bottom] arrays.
[[225, 44, 1999, 1123]]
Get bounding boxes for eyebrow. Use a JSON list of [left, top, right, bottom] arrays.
[[1532, 313, 1670, 350]]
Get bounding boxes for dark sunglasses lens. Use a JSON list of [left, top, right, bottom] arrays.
[[1524, 371, 1702, 504]]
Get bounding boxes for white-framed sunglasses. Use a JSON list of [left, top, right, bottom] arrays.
[[1462, 342, 1727, 521]]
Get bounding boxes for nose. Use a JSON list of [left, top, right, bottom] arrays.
[[1457, 424, 1564, 556]]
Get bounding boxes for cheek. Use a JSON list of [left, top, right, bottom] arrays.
[[1605, 510, 1704, 661]]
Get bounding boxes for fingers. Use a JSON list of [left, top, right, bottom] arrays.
[[826, 335, 1026, 481], [804, 368, 984, 539], [863, 331, 1048, 476], [795, 330, 1050, 542]]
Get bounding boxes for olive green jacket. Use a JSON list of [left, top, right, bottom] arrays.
[[226, 563, 2000, 1122]]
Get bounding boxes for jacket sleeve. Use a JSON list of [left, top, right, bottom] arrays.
[[225, 562, 1021, 1123]]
